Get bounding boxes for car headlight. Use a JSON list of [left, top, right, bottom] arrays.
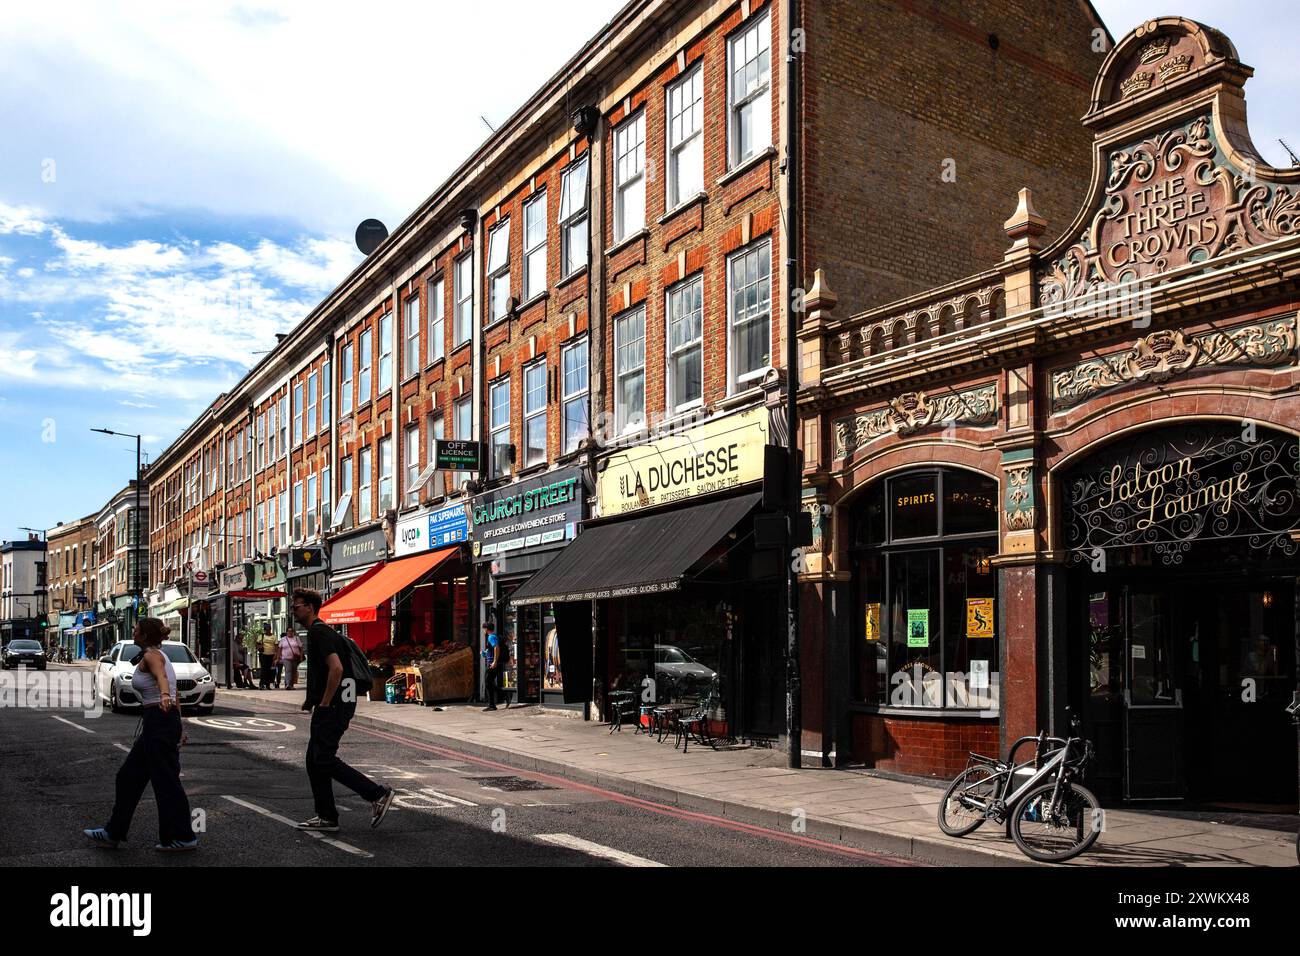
[[197, 673, 213, 683]]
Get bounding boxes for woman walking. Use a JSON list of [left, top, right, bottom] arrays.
[[83, 617, 198, 851], [278, 628, 303, 691]]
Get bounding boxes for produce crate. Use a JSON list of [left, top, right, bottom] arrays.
[[412, 646, 475, 703]]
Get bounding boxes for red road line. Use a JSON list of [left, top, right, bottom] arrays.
[[351, 723, 916, 866]]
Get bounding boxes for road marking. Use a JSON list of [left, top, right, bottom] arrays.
[[220, 795, 373, 858], [51, 715, 95, 735], [192, 717, 295, 733], [420, 789, 478, 807], [533, 833, 665, 867], [114, 743, 131, 753]]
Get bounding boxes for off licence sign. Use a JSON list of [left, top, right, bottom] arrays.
[[435, 439, 482, 472]]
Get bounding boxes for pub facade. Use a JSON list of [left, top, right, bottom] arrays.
[[798, 17, 1300, 807]]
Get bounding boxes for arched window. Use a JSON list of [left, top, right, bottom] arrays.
[[851, 468, 999, 711]]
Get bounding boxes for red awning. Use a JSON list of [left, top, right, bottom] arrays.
[[319, 548, 458, 625]]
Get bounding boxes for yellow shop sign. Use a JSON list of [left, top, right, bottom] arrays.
[[597, 407, 769, 516]]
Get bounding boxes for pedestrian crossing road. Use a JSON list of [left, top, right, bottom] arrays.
[[0, 668, 914, 868]]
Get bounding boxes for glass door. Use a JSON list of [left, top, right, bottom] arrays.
[[1123, 587, 1185, 799]]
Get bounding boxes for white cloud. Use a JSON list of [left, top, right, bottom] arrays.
[[0, 202, 49, 236]]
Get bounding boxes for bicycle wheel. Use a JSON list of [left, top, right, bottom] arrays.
[[1010, 780, 1102, 862], [937, 764, 1000, 837]]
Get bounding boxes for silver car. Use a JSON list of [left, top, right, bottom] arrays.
[[96, 641, 216, 714]]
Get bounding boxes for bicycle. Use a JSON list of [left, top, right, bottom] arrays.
[[937, 711, 1101, 863]]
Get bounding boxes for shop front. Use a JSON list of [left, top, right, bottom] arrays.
[[389, 502, 471, 651], [1058, 422, 1300, 806], [470, 466, 586, 709], [510, 406, 785, 739]]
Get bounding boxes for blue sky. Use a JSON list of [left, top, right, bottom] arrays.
[[1, 0, 1296, 541]]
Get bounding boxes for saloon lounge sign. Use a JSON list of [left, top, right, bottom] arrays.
[[1065, 425, 1300, 563]]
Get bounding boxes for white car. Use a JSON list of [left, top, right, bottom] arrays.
[[96, 641, 216, 714]]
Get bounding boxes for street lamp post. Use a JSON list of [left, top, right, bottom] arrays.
[[91, 429, 143, 641]]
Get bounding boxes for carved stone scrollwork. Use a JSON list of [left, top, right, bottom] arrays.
[[1050, 317, 1296, 412], [833, 383, 997, 459], [1003, 463, 1036, 532]]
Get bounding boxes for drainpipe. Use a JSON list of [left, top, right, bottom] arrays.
[[783, 0, 803, 769]]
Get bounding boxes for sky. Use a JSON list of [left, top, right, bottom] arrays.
[[1, 0, 1296, 542]]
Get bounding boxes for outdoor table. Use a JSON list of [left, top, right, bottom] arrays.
[[652, 702, 695, 743], [606, 690, 636, 733]]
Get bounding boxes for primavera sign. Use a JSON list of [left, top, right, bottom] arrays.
[[597, 406, 768, 517], [1064, 425, 1300, 563]]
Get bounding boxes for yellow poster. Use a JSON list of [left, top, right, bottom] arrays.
[[966, 598, 994, 639], [864, 603, 880, 641]]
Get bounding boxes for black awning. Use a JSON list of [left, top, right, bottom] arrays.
[[509, 491, 763, 606]]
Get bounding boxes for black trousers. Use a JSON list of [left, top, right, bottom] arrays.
[[258, 654, 275, 688], [106, 708, 195, 843], [485, 666, 501, 707], [306, 704, 385, 821]]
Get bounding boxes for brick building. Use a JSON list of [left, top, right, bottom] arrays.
[[145, 0, 1107, 721], [797, 16, 1300, 807], [44, 515, 98, 649]]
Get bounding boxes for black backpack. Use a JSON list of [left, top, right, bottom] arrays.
[[339, 634, 374, 698]]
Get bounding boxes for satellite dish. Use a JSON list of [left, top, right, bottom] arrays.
[[355, 218, 389, 256]]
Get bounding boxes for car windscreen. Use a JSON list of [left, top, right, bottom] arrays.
[[119, 644, 196, 665], [9, 641, 42, 651]]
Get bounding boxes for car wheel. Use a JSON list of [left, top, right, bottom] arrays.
[[110, 687, 121, 714]]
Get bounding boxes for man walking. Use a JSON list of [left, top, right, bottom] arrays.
[[482, 619, 503, 712], [290, 588, 394, 832]]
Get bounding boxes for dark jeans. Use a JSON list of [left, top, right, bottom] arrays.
[[485, 666, 501, 707], [259, 654, 275, 688], [106, 708, 194, 843], [306, 704, 385, 821]]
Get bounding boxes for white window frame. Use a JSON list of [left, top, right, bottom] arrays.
[[358, 329, 372, 404], [727, 237, 773, 392], [427, 413, 446, 498], [561, 337, 588, 455], [378, 312, 393, 392], [292, 383, 303, 447], [358, 447, 372, 524], [614, 306, 646, 434], [453, 396, 472, 490], [292, 481, 303, 543], [403, 296, 420, 378], [319, 465, 330, 532], [340, 344, 354, 416], [306, 474, 317, 540], [378, 436, 393, 514], [727, 8, 773, 168], [321, 359, 331, 428], [454, 254, 473, 345], [489, 377, 511, 478], [278, 396, 287, 454], [339, 457, 353, 528], [558, 156, 589, 278], [523, 359, 547, 468], [666, 64, 704, 210], [523, 191, 547, 301], [666, 274, 704, 413], [487, 219, 511, 324], [404, 424, 420, 508], [613, 111, 646, 242], [306, 372, 318, 437], [427, 277, 445, 365]]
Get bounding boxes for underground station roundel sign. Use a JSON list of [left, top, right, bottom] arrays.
[[1064, 424, 1300, 564]]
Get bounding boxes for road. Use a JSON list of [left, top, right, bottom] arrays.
[[0, 665, 913, 868]]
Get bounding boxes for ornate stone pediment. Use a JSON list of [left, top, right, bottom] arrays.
[[833, 383, 997, 459], [1049, 316, 1296, 412]]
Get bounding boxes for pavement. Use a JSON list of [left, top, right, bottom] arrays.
[[210, 681, 1300, 866]]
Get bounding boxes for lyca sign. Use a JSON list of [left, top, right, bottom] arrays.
[[395, 503, 469, 557], [597, 406, 768, 517]]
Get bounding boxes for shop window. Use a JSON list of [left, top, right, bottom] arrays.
[[851, 468, 999, 711]]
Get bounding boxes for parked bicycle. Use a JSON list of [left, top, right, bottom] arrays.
[[937, 711, 1101, 863]]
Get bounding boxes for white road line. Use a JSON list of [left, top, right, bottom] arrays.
[[221, 795, 373, 859], [113, 743, 131, 753], [422, 789, 478, 807], [532, 833, 665, 867], [51, 715, 95, 735]]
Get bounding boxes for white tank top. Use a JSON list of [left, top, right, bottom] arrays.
[[131, 649, 178, 706]]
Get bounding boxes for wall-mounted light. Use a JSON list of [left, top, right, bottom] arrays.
[[975, 554, 991, 575], [1262, 590, 1274, 608]]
